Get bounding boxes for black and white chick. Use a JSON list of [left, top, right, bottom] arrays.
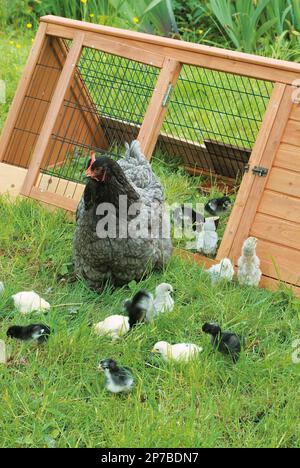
[[98, 359, 135, 394], [123, 289, 153, 327], [205, 196, 232, 217], [7, 324, 51, 344], [202, 322, 242, 363]]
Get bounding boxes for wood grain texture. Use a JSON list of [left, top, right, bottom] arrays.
[[266, 166, 300, 198], [40, 16, 300, 84], [282, 119, 300, 147], [30, 187, 78, 212], [0, 23, 48, 164], [251, 212, 300, 251], [259, 189, 300, 224], [21, 32, 85, 196], [274, 143, 300, 172], [290, 103, 300, 121], [138, 58, 182, 159]]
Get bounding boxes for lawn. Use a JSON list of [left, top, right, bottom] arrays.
[[0, 31, 300, 449]]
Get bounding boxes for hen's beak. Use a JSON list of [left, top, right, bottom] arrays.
[[85, 166, 93, 178]]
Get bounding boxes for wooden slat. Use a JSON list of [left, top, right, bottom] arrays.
[[290, 103, 300, 121], [138, 58, 182, 159], [175, 248, 300, 297], [266, 166, 300, 198], [38, 174, 84, 201], [282, 119, 300, 147], [0, 163, 28, 197], [84, 32, 164, 68], [251, 213, 300, 252], [41, 16, 300, 84], [0, 23, 47, 162], [274, 143, 300, 172], [217, 83, 292, 262], [30, 187, 78, 212], [256, 239, 300, 286], [259, 190, 300, 224], [21, 32, 85, 196]]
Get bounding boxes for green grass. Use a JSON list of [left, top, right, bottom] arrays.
[[0, 195, 300, 448], [0, 26, 300, 449]]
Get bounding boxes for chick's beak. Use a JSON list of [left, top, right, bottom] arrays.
[[151, 348, 158, 354]]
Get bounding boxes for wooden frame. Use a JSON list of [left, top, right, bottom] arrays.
[[1, 16, 300, 296]]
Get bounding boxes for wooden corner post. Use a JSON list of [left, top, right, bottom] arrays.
[[138, 58, 182, 160], [0, 22, 48, 162], [21, 32, 85, 196]]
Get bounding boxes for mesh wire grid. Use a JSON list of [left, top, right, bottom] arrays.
[[39, 44, 160, 194], [157, 65, 273, 180]]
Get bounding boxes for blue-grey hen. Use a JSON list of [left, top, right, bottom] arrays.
[[74, 141, 172, 289]]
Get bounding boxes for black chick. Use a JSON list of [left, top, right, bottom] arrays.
[[202, 322, 242, 363], [99, 359, 134, 394], [124, 289, 153, 328], [205, 196, 232, 217], [7, 324, 51, 344], [173, 206, 220, 232]]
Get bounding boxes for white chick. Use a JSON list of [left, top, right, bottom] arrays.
[[151, 283, 174, 318], [12, 291, 51, 314], [152, 341, 203, 362], [0, 282, 4, 294], [94, 315, 130, 341], [196, 218, 218, 255], [0, 340, 7, 364], [207, 258, 235, 284], [237, 237, 262, 287]]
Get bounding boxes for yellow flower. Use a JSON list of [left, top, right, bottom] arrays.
[[198, 29, 204, 35], [26, 23, 33, 29], [89, 13, 95, 18], [133, 17, 139, 24], [9, 40, 14, 45], [16, 44, 21, 49], [81, 0, 87, 4]]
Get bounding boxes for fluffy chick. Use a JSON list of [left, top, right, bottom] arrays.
[[207, 258, 235, 284], [7, 324, 51, 344], [94, 315, 130, 341], [202, 322, 242, 363], [0, 340, 7, 364], [237, 237, 262, 287], [98, 359, 134, 393], [196, 218, 219, 255], [152, 341, 203, 362], [12, 291, 50, 314], [124, 289, 153, 327], [152, 283, 174, 317], [205, 196, 232, 217]]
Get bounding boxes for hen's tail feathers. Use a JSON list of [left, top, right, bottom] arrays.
[[125, 140, 145, 163]]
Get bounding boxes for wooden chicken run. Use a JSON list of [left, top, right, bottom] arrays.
[[1, 16, 300, 295]]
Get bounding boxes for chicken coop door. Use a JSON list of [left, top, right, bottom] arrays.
[[1, 16, 300, 295]]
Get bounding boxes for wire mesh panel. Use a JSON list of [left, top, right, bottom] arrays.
[[37, 45, 160, 200], [3, 36, 69, 168], [156, 66, 274, 180]]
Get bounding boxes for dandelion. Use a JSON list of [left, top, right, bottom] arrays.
[[26, 23, 33, 29], [198, 29, 204, 35], [89, 13, 95, 18], [16, 44, 21, 49], [80, 0, 87, 4], [133, 17, 139, 24]]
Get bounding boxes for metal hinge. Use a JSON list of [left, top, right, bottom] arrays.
[[162, 84, 174, 107], [244, 165, 268, 177], [252, 166, 269, 177]]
